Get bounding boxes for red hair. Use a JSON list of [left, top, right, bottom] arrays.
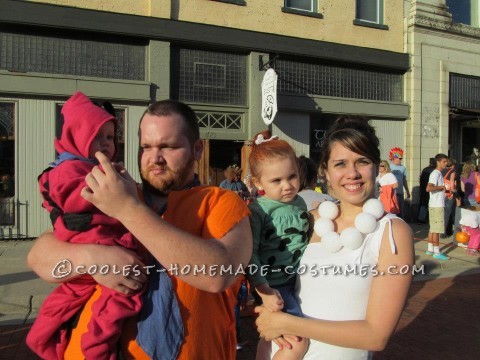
[[249, 130, 297, 178]]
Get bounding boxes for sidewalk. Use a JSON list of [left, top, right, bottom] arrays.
[[1, 222, 479, 359], [237, 273, 480, 360]]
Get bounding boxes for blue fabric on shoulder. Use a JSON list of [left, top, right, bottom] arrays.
[[49, 152, 98, 168], [136, 260, 184, 360]]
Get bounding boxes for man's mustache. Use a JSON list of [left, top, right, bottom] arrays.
[[145, 164, 169, 172]]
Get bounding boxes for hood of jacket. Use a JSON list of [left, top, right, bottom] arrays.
[[54, 91, 118, 160]]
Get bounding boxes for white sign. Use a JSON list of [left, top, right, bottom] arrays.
[[261, 68, 278, 125]]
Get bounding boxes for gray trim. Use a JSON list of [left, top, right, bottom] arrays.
[[353, 19, 389, 30], [281, 7, 323, 19], [0, 71, 151, 101], [0, 0, 408, 72], [213, 0, 247, 6], [278, 94, 409, 119]]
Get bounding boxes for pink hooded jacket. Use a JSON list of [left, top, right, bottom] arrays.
[[28, 92, 142, 360]]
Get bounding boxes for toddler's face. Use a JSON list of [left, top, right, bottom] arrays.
[[89, 121, 115, 160], [253, 156, 300, 203]]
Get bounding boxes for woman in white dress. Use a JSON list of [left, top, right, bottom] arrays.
[[256, 116, 414, 360], [377, 160, 399, 214]]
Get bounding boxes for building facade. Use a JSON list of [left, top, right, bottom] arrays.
[[407, 0, 480, 209], [0, 0, 408, 237]]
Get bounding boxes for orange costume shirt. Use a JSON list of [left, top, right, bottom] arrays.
[[64, 186, 250, 360]]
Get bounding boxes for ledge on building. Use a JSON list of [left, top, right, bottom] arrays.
[[213, 0, 246, 6], [281, 7, 323, 19], [353, 19, 389, 30]]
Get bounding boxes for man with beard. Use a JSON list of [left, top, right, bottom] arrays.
[[28, 100, 252, 359]]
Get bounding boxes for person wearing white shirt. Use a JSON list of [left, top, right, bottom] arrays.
[[426, 153, 450, 261]]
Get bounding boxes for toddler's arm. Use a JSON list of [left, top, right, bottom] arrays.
[[256, 283, 284, 312]]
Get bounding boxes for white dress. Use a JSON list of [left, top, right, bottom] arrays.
[[256, 213, 399, 360]]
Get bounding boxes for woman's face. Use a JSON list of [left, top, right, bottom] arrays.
[[379, 162, 387, 174], [324, 142, 376, 206]]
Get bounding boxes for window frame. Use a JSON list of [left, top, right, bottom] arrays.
[[211, 0, 246, 6], [282, 0, 323, 19], [285, 0, 316, 12], [354, 0, 388, 30], [0, 101, 16, 202]]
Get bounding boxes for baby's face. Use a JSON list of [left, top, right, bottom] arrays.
[[89, 121, 115, 160]]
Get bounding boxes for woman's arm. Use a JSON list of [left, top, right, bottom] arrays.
[[256, 218, 414, 351], [28, 231, 146, 294]]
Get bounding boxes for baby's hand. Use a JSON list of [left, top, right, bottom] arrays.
[[262, 291, 284, 312], [256, 284, 284, 312]]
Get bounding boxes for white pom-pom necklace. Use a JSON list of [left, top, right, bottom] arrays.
[[314, 198, 385, 253]]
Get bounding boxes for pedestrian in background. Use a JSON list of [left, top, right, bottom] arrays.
[[441, 158, 457, 238], [417, 158, 436, 223], [377, 160, 399, 214], [460, 161, 479, 206], [219, 164, 249, 199], [426, 153, 450, 261], [389, 147, 411, 220], [297, 155, 334, 211]]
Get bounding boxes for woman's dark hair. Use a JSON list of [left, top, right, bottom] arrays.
[[298, 155, 318, 191], [319, 115, 380, 174]]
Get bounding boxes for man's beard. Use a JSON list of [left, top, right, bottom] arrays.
[[140, 157, 195, 195]]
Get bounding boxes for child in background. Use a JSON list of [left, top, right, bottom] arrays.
[[247, 131, 309, 359], [460, 213, 480, 256], [27, 92, 143, 359]]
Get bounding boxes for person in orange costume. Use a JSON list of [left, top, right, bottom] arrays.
[[28, 100, 253, 359]]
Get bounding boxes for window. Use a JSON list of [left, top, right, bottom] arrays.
[[447, 0, 480, 27], [56, 103, 126, 163], [285, 0, 316, 12], [282, 0, 322, 18], [356, 0, 383, 24], [0, 31, 146, 81], [276, 59, 402, 102], [0, 102, 15, 225], [172, 48, 247, 106], [450, 73, 480, 110]]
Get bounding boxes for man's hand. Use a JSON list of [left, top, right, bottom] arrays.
[[81, 152, 139, 219], [88, 245, 148, 295]]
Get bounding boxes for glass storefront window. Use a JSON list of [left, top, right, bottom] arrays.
[[0, 102, 15, 225]]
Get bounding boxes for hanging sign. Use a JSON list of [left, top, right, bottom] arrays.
[[261, 68, 278, 125]]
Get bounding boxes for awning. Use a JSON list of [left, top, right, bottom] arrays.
[[449, 107, 480, 121]]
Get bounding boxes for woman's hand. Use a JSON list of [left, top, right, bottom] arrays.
[[255, 305, 289, 341]]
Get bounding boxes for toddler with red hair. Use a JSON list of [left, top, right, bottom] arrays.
[[247, 130, 310, 360]]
